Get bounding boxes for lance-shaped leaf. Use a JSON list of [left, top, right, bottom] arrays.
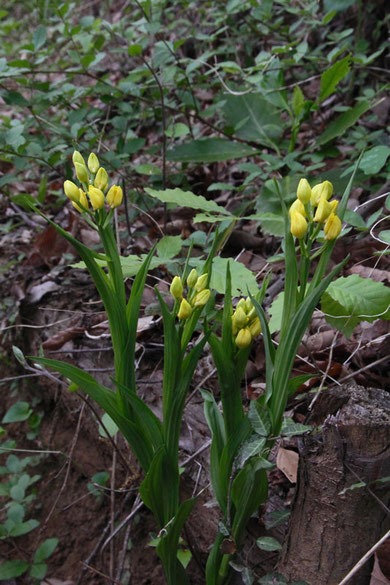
[[156, 498, 195, 585], [30, 358, 154, 471]]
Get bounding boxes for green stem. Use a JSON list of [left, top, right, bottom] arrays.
[[216, 554, 231, 585]]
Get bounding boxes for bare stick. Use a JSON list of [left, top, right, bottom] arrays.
[[337, 529, 390, 585]]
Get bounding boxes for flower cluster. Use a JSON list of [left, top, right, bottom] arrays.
[[232, 297, 261, 349], [170, 270, 211, 320], [290, 178, 342, 241], [63, 151, 123, 213]]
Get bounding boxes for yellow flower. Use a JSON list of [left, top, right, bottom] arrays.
[[235, 327, 252, 349], [106, 185, 123, 208], [310, 180, 333, 206], [314, 197, 332, 223], [194, 273, 208, 292], [94, 167, 108, 192], [192, 289, 210, 307], [87, 153, 99, 174], [329, 199, 338, 214], [72, 150, 85, 166], [290, 212, 308, 239], [324, 213, 342, 240], [178, 298, 192, 320], [88, 186, 105, 210], [64, 180, 80, 202], [170, 276, 183, 300], [74, 162, 89, 184], [289, 199, 306, 217], [249, 317, 261, 338], [186, 269, 198, 289], [232, 307, 247, 330], [297, 178, 311, 204], [72, 189, 89, 213]]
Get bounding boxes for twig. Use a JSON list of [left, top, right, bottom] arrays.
[[82, 562, 124, 585], [337, 529, 390, 585], [115, 494, 142, 583], [41, 403, 85, 530], [102, 496, 144, 552]]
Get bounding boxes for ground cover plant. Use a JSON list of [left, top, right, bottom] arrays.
[[0, 1, 390, 584]]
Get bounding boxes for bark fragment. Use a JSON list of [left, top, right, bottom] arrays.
[[279, 384, 390, 585]]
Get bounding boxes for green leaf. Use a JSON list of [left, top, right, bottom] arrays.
[[321, 274, 390, 337], [13, 345, 27, 366], [237, 435, 266, 468], [134, 163, 161, 175], [245, 213, 285, 236], [317, 101, 371, 145], [256, 536, 282, 551], [222, 94, 283, 145], [268, 292, 284, 334], [128, 44, 143, 56], [319, 55, 351, 102], [156, 235, 183, 260], [231, 458, 268, 544], [6, 125, 26, 149], [29, 358, 154, 472], [2, 401, 32, 424], [166, 138, 258, 163], [9, 519, 39, 537], [359, 145, 390, 175], [145, 187, 229, 215], [33, 25, 47, 50], [265, 509, 291, 530], [0, 559, 29, 579], [165, 123, 190, 138], [34, 538, 59, 563], [281, 418, 311, 437], [191, 256, 258, 296], [98, 413, 118, 438], [29, 563, 47, 579], [378, 230, 390, 244], [292, 85, 305, 118], [343, 209, 366, 228], [248, 401, 272, 437]]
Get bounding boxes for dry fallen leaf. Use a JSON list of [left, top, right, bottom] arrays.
[[370, 555, 390, 585], [276, 447, 299, 483]]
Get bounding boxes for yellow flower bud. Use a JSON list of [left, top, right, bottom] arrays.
[[178, 298, 192, 320], [74, 162, 89, 184], [236, 298, 247, 312], [311, 180, 333, 206], [314, 197, 332, 223], [289, 199, 306, 217], [192, 289, 210, 307], [324, 213, 342, 240], [64, 180, 81, 202], [235, 327, 252, 349], [72, 189, 89, 213], [94, 167, 108, 192], [187, 268, 198, 289], [290, 212, 308, 239], [232, 307, 247, 330], [245, 297, 253, 313], [88, 186, 105, 210], [106, 185, 123, 209], [87, 153, 99, 174], [195, 273, 208, 292], [249, 317, 261, 338], [297, 178, 311, 204], [72, 150, 85, 166], [170, 276, 183, 300]]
